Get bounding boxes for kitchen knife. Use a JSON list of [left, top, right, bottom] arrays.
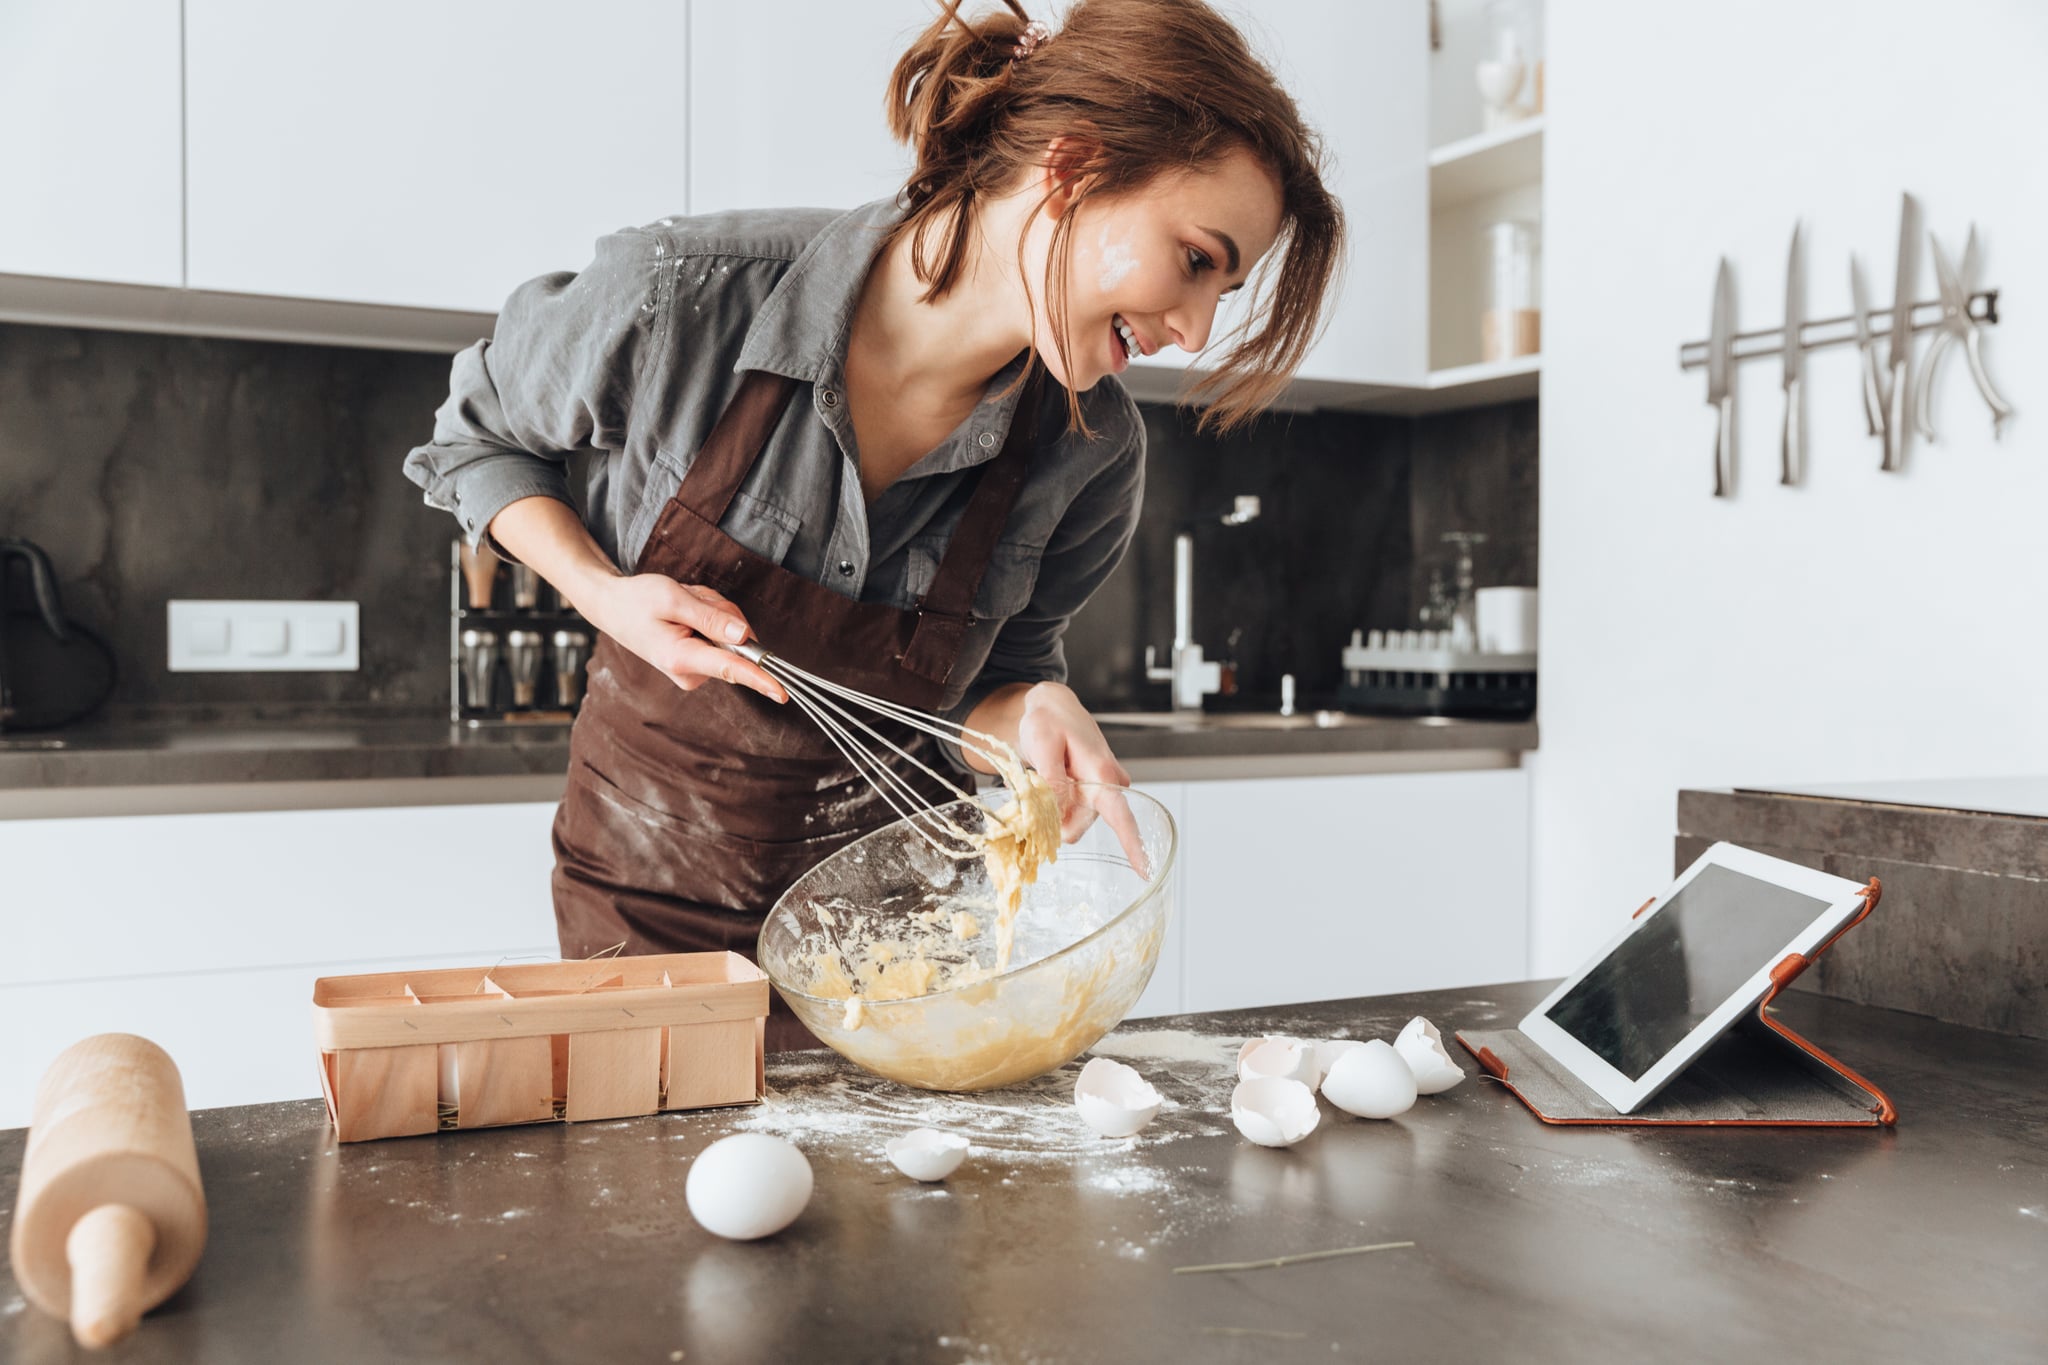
[[1708, 257, 1734, 497], [1780, 221, 1804, 486], [1882, 193, 1921, 472], [1849, 255, 1885, 438]]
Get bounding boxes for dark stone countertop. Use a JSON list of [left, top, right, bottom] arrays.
[[3, 982, 2041, 1364], [0, 707, 1536, 794]]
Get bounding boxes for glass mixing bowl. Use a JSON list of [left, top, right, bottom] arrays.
[[759, 781, 1177, 1091]]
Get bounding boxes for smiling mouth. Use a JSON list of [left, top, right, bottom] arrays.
[[1112, 313, 1140, 361]]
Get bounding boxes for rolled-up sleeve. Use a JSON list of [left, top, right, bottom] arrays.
[[402, 229, 664, 546], [946, 413, 1146, 732]]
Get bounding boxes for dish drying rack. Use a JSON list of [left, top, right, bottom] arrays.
[[1338, 629, 1537, 720]]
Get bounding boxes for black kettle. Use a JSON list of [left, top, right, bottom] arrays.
[[0, 538, 117, 732]]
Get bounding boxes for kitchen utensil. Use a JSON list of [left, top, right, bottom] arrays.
[[552, 629, 592, 706], [1915, 227, 2015, 441], [1882, 193, 1922, 472], [458, 539, 500, 609], [9, 1034, 207, 1349], [0, 538, 116, 732], [510, 563, 542, 610], [1780, 221, 1805, 486], [1849, 255, 1886, 438], [458, 628, 499, 709], [758, 780, 1176, 1092], [725, 641, 1034, 858], [505, 629, 544, 707], [1707, 257, 1735, 497]]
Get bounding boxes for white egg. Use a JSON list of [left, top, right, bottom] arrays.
[[1229, 1076, 1321, 1148], [1237, 1036, 1317, 1087], [1393, 1016, 1466, 1095], [1311, 1038, 1366, 1086], [885, 1128, 971, 1182], [1074, 1056, 1164, 1137], [685, 1134, 814, 1240], [1320, 1039, 1418, 1120]]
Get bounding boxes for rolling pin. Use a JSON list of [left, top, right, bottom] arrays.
[[9, 1034, 207, 1349]]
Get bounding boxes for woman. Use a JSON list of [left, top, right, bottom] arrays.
[[404, 0, 1341, 1049]]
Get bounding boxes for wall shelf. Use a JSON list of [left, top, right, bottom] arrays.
[[1429, 118, 1544, 211]]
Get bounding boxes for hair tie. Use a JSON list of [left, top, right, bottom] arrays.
[[1012, 20, 1051, 62]]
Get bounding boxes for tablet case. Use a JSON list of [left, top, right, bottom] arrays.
[[1456, 877, 1895, 1127]]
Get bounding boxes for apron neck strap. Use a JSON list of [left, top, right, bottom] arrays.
[[674, 371, 800, 527]]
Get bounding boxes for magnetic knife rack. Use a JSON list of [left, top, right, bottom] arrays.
[[1677, 290, 2000, 370]]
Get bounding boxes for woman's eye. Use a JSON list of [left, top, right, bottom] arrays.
[[1185, 247, 1214, 275]]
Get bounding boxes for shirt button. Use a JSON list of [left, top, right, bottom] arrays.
[[977, 431, 997, 449], [820, 388, 839, 408], [837, 560, 855, 577]]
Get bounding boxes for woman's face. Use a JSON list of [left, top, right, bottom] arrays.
[[1025, 145, 1286, 392]]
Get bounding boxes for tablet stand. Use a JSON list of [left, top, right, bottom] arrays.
[[1456, 879, 1895, 1127]]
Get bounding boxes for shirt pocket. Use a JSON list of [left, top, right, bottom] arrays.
[[723, 490, 802, 565], [902, 535, 1043, 623]]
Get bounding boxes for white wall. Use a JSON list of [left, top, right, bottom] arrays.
[[1534, 1, 2048, 972]]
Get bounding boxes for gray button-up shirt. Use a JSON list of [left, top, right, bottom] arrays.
[[403, 199, 1145, 725]]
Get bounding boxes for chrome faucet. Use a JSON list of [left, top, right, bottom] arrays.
[[1145, 495, 1261, 710]]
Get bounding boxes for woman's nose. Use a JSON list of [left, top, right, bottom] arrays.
[[1168, 290, 1223, 354]]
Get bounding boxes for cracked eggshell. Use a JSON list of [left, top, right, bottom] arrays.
[[1394, 1016, 1466, 1095], [685, 1134, 814, 1240], [1237, 1036, 1317, 1087], [885, 1127, 971, 1182], [1320, 1039, 1418, 1120], [1074, 1056, 1164, 1137], [1312, 1038, 1366, 1086], [1230, 1076, 1322, 1148]]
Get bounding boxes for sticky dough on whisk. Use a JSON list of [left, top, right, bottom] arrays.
[[979, 741, 1061, 971]]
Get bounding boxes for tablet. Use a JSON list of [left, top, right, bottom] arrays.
[[1518, 842, 1874, 1114]]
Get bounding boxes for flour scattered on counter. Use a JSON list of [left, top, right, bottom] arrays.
[[1087, 1029, 1240, 1069]]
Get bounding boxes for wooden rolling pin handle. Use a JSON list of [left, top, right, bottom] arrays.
[[65, 1203, 158, 1349]]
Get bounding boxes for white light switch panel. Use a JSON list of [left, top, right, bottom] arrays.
[[168, 600, 360, 672]]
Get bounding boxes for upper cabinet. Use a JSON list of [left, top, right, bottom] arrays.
[[687, 1, 923, 217], [1121, 0, 1429, 399], [183, 1, 692, 314], [0, 0, 182, 287]]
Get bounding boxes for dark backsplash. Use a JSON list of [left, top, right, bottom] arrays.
[[0, 321, 1534, 719]]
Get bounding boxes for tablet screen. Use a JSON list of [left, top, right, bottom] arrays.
[[1542, 864, 1831, 1080]]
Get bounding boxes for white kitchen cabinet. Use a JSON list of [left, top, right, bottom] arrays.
[[1127, 0, 1429, 392], [0, 0, 183, 287], [1178, 769, 1528, 1013], [1123, 781, 1187, 1021], [0, 802, 561, 1126], [183, 2, 694, 313], [686, 1, 924, 217]]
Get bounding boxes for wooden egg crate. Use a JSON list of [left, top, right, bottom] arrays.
[[311, 952, 768, 1142]]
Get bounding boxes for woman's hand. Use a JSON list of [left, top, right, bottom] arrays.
[[985, 682, 1151, 878], [577, 575, 787, 703]]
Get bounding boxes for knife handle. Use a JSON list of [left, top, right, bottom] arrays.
[[1883, 360, 1910, 472], [1858, 350, 1884, 438], [1713, 393, 1733, 497], [1780, 376, 1801, 487]]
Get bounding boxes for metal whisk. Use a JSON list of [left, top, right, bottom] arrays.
[[728, 642, 1009, 858]]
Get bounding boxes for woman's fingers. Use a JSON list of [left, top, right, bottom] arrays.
[[662, 636, 786, 701], [1089, 784, 1152, 882], [662, 580, 754, 645]]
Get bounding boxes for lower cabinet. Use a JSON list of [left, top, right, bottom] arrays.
[[0, 802, 562, 1127], [1176, 769, 1530, 1015]]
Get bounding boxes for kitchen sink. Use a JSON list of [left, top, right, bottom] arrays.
[[1093, 709, 1379, 732]]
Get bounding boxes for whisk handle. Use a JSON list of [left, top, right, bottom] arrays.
[[726, 641, 770, 664]]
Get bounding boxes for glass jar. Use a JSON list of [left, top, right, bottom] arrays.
[[1481, 219, 1541, 362]]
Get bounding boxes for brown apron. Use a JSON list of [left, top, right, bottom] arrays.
[[551, 366, 1041, 1051]]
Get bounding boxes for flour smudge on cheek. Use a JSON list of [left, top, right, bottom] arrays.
[[1096, 225, 1139, 292]]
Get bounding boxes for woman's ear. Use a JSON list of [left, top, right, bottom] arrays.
[[1038, 134, 1102, 216]]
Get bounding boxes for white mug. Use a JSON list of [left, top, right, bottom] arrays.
[[1475, 587, 1538, 655]]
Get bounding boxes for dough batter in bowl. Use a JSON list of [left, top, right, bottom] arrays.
[[759, 781, 1177, 1091]]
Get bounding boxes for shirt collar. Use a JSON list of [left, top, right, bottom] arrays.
[[734, 198, 1039, 478]]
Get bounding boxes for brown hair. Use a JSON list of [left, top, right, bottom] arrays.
[[884, 0, 1344, 434]]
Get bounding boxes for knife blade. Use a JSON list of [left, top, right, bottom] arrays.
[[1849, 255, 1884, 438], [1882, 193, 1921, 472], [1780, 221, 1804, 486], [1708, 257, 1734, 497]]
